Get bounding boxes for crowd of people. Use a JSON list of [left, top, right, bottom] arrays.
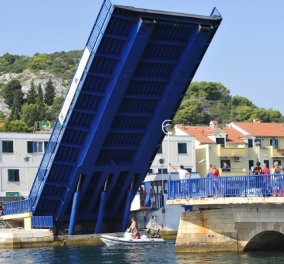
[[206, 161, 284, 197]]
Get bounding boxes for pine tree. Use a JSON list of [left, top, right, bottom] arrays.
[[36, 84, 44, 104], [9, 90, 23, 120], [3, 79, 23, 108], [26, 80, 37, 104], [44, 78, 55, 106]]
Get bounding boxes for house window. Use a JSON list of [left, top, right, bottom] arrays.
[[249, 160, 254, 172], [254, 138, 262, 148], [221, 159, 231, 172], [44, 141, 49, 150], [158, 168, 168, 174], [157, 144, 162, 154], [27, 141, 44, 153], [273, 159, 281, 166], [270, 138, 279, 149], [8, 169, 20, 182], [178, 143, 187, 154], [264, 159, 270, 169], [216, 138, 225, 147], [2, 140, 14, 153], [248, 139, 253, 148]]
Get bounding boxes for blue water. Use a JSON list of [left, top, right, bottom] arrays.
[[0, 242, 283, 264]]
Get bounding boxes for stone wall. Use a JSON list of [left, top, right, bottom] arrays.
[[175, 204, 284, 252]]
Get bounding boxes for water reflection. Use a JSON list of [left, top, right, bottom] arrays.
[[0, 242, 283, 264]]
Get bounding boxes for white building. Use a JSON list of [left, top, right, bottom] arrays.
[[149, 134, 196, 175], [0, 132, 50, 197], [0, 132, 196, 198]]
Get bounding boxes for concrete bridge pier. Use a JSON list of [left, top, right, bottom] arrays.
[[175, 204, 284, 252]]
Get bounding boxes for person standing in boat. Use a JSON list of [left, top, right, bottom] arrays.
[[129, 217, 140, 239]]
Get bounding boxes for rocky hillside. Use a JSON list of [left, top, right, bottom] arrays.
[[0, 50, 82, 116]]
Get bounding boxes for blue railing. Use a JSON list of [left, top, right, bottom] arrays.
[[168, 174, 284, 199], [29, 120, 63, 206], [86, 0, 112, 51], [31, 216, 53, 229], [3, 199, 32, 215]]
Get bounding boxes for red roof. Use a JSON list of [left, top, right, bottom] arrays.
[[176, 125, 215, 144], [176, 124, 246, 145], [221, 127, 246, 144], [232, 122, 284, 137]]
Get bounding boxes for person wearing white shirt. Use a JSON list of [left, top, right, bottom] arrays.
[[169, 163, 191, 179]]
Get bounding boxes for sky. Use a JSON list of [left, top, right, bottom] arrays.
[[1, 0, 284, 115]]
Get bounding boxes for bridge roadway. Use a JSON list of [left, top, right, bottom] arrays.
[[3, 0, 222, 234], [167, 174, 284, 252]]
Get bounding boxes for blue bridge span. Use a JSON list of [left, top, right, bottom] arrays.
[[5, 0, 222, 233]]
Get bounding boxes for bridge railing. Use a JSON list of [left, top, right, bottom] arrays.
[[168, 174, 284, 199], [3, 199, 32, 215]]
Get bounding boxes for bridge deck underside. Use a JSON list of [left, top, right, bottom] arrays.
[[30, 4, 222, 225]]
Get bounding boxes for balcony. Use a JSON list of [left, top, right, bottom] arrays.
[[217, 145, 246, 158], [269, 145, 284, 157]]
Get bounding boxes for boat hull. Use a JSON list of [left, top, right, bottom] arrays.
[[100, 234, 165, 246]]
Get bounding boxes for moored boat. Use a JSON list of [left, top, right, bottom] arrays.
[[100, 232, 165, 246]]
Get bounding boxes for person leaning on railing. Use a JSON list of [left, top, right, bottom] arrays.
[[169, 163, 191, 179], [212, 165, 219, 198], [272, 161, 283, 197], [262, 163, 271, 196]]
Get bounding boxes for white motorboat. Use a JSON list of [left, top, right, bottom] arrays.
[[100, 231, 165, 246]]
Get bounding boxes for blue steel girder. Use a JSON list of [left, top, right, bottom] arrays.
[[56, 18, 155, 221], [85, 173, 109, 214]]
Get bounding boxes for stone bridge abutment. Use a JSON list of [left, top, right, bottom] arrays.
[[175, 203, 284, 252]]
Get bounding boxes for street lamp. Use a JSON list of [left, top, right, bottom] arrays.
[[23, 155, 30, 198], [161, 119, 173, 177], [159, 157, 165, 194]]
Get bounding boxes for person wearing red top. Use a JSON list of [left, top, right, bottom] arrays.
[[262, 163, 270, 175], [262, 163, 271, 196], [211, 165, 219, 197], [212, 165, 219, 177]]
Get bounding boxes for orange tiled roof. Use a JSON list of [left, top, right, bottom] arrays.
[[232, 122, 284, 137], [176, 125, 215, 144], [221, 127, 246, 144], [177, 124, 246, 145]]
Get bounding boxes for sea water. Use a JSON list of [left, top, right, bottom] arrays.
[[0, 241, 283, 264]]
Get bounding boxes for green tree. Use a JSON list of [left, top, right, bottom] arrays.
[[174, 98, 210, 124], [27, 53, 50, 70], [21, 103, 47, 127], [2, 79, 24, 108], [231, 105, 255, 121], [230, 95, 254, 107], [187, 82, 231, 101], [9, 98, 22, 120], [4, 120, 31, 132], [37, 84, 44, 104], [3, 53, 17, 64], [0, 111, 6, 121], [46, 96, 64, 120], [26, 80, 37, 104], [251, 108, 282, 123], [44, 79, 55, 106], [176, 82, 232, 125]]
